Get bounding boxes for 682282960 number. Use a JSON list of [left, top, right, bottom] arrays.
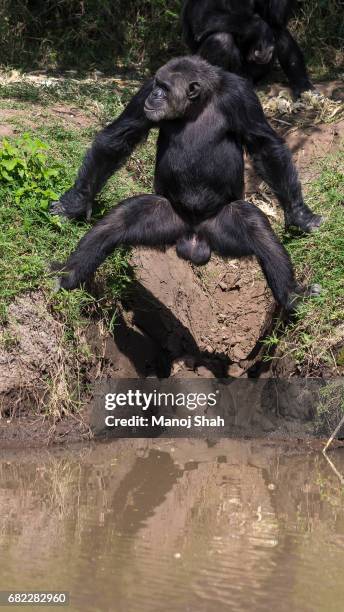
[[0, 592, 69, 606]]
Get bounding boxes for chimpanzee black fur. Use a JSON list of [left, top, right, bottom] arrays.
[[182, 0, 314, 98], [51, 56, 322, 310]]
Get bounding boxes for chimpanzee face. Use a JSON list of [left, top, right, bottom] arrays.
[[144, 65, 201, 122], [246, 20, 275, 65]]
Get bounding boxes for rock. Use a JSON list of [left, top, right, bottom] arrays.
[[227, 364, 246, 378], [171, 355, 196, 375], [196, 366, 215, 378]]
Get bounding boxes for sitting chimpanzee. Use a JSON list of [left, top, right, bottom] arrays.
[[182, 0, 314, 98], [51, 56, 322, 311]]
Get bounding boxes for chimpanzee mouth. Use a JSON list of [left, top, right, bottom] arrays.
[[144, 105, 162, 121]]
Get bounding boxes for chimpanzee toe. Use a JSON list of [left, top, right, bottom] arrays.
[[285, 292, 301, 314], [286, 283, 322, 314], [306, 283, 322, 297], [307, 214, 324, 232]]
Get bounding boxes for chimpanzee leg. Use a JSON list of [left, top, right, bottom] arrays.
[[200, 200, 319, 310], [198, 32, 243, 73], [58, 195, 187, 290], [276, 29, 313, 98]]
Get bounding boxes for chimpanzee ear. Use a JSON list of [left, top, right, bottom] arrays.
[[188, 81, 201, 99]]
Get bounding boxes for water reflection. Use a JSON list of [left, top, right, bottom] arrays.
[[0, 440, 344, 611]]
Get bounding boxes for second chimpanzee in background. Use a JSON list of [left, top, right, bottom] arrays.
[[182, 0, 314, 98], [51, 56, 322, 311]]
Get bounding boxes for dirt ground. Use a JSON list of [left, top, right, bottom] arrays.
[[0, 103, 93, 137]]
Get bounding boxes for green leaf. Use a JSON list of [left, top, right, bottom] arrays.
[[44, 168, 59, 178], [1, 170, 14, 182], [1, 158, 18, 171], [48, 214, 63, 229]]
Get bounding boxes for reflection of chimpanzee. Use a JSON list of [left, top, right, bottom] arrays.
[[51, 57, 322, 310], [182, 0, 314, 98]]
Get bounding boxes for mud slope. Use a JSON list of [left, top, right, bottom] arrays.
[[0, 293, 63, 412], [127, 248, 274, 377]]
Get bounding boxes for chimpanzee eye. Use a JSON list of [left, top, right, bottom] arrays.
[[154, 87, 166, 99]]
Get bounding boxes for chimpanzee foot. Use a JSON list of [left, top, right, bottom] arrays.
[[50, 200, 70, 217], [292, 84, 315, 100], [51, 262, 80, 291], [59, 269, 81, 290], [56, 270, 97, 294], [286, 211, 324, 233], [286, 283, 322, 314]]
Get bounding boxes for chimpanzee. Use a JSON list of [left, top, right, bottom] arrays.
[[182, 0, 314, 98], [51, 56, 322, 310]]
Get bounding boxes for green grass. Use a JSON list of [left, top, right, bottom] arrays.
[[291, 0, 344, 81], [0, 78, 156, 334], [315, 382, 344, 435], [0, 77, 141, 122], [266, 149, 344, 372]]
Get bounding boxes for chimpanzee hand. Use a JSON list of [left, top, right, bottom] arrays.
[[50, 188, 93, 221]]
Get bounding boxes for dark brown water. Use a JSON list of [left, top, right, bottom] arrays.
[[0, 440, 344, 612]]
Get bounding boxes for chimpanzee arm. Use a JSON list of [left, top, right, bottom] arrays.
[[50, 79, 154, 220], [183, 0, 261, 45], [221, 76, 322, 232], [276, 29, 313, 97], [264, 0, 294, 29], [258, 0, 312, 96]]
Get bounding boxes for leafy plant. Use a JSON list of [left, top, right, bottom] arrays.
[[0, 133, 61, 213]]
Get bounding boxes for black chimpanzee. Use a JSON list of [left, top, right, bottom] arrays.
[[51, 56, 322, 310], [182, 0, 314, 98]]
